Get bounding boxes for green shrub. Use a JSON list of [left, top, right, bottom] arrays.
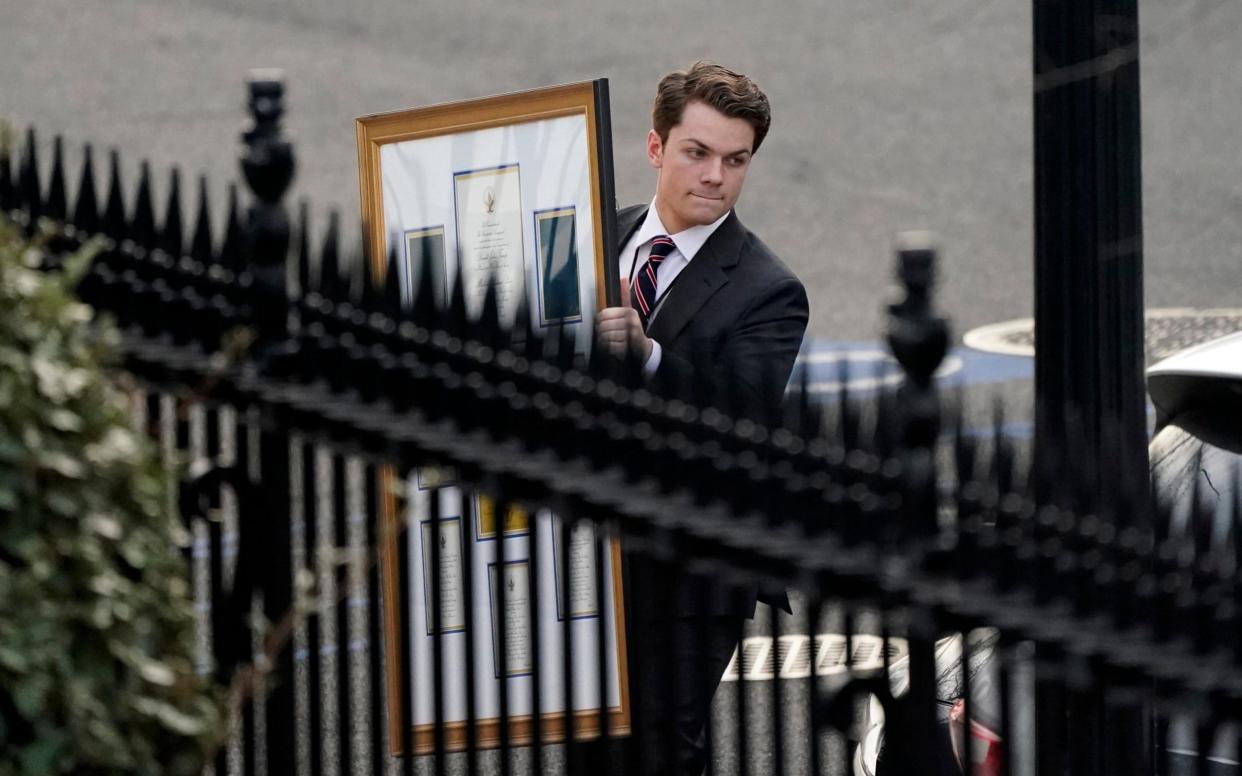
[[0, 220, 222, 775]]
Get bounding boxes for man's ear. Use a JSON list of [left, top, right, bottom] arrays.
[[646, 129, 664, 169]]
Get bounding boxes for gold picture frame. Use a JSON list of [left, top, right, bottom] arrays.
[[358, 81, 628, 756], [356, 80, 621, 325]]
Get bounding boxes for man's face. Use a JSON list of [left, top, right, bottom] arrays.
[[648, 100, 755, 234]]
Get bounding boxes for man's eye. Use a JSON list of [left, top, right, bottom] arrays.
[[687, 148, 705, 159]]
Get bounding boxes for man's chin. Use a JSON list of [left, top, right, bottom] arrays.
[[687, 198, 726, 222]]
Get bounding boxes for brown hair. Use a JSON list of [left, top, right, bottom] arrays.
[[652, 61, 772, 153]]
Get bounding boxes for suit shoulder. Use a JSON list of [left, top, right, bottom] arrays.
[[618, 203, 647, 221], [738, 227, 804, 289]]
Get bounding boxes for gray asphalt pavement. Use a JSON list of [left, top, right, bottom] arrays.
[[5, 0, 1241, 346]]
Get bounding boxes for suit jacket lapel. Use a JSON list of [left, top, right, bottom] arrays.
[[616, 205, 647, 254], [645, 212, 745, 344]]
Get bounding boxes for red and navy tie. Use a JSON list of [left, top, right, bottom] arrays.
[[631, 235, 675, 330]]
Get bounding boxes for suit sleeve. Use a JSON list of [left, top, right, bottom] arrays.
[[654, 277, 810, 416]]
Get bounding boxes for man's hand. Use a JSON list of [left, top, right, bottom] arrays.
[[597, 277, 654, 362]]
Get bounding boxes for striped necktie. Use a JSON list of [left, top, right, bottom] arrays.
[[631, 235, 675, 330]]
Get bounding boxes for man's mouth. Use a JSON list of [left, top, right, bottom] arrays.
[[690, 193, 723, 201]]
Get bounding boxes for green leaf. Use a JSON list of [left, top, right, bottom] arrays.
[[13, 674, 50, 716], [35, 450, 85, 480], [43, 491, 78, 517], [0, 435, 23, 463], [134, 656, 177, 688], [0, 644, 29, 671], [84, 513, 123, 540], [58, 240, 103, 286], [134, 697, 208, 737], [46, 409, 82, 433], [18, 731, 67, 774]]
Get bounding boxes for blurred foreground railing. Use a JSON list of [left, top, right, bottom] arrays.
[[4, 75, 1242, 776]]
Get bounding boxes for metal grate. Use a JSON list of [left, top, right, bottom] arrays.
[[962, 308, 1242, 363]]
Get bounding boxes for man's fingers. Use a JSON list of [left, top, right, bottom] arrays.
[[596, 305, 642, 355], [596, 307, 630, 327]]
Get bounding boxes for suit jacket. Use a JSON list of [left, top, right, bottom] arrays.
[[618, 204, 809, 619]]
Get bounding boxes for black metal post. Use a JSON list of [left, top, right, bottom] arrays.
[[884, 233, 951, 774], [239, 69, 298, 775], [1032, 0, 1148, 500]]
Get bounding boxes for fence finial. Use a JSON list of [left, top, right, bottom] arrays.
[[240, 70, 295, 351], [412, 228, 437, 328], [295, 199, 311, 296], [383, 241, 402, 319], [447, 257, 467, 338], [161, 168, 183, 259], [0, 143, 13, 214], [886, 230, 948, 537], [20, 127, 41, 224], [103, 149, 126, 241], [190, 175, 213, 264], [73, 145, 99, 236], [47, 136, 67, 223], [319, 209, 342, 302], [220, 183, 242, 271], [131, 160, 156, 250]]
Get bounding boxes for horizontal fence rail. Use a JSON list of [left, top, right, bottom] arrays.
[[4, 74, 1241, 776]]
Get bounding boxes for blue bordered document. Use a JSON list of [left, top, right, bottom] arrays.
[[453, 163, 526, 325], [551, 516, 599, 620], [533, 206, 583, 325], [419, 516, 466, 634], [488, 559, 534, 678], [403, 225, 447, 305]]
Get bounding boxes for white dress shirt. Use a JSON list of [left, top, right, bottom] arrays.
[[618, 199, 731, 375]]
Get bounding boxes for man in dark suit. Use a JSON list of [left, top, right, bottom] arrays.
[[595, 62, 809, 776]]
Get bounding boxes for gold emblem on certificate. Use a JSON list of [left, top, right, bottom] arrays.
[[453, 164, 526, 327]]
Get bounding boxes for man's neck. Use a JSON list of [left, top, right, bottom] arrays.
[[652, 199, 689, 235]]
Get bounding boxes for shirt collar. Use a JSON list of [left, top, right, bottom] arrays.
[[633, 198, 730, 261]]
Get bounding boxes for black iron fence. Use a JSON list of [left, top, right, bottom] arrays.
[[4, 75, 1241, 776]]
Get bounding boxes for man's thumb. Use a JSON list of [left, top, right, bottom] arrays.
[[618, 276, 631, 308]]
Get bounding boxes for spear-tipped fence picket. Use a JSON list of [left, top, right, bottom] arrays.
[[3, 75, 1241, 776]]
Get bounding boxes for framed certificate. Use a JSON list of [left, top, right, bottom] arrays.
[[488, 560, 534, 678], [533, 206, 583, 325], [419, 517, 466, 635], [356, 80, 621, 342], [551, 516, 599, 620], [380, 485, 630, 757], [363, 82, 628, 757], [403, 226, 447, 307]]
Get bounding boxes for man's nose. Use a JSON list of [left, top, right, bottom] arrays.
[[700, 158, 723, 184]]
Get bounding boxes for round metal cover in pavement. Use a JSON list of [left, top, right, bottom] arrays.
[[962, 308, 1242, 364]]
